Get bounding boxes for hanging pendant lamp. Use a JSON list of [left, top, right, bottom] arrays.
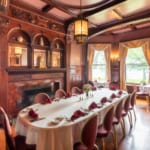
[[74, 0, 88, 44]]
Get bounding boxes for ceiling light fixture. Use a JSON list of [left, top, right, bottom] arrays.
[[74, 0, 88, 44], [0, 0, 9, 14]]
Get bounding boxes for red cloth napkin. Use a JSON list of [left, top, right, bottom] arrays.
[[118, 90, 123, 95], [109, 85, 116, 90], [89, 102, 97, 110], [45, 97, 54, 104], [28, 109, 38, 119], [110, 93, 116, 99], [101, 97, 107, 104], [65, 92, 72, 98], [71, 110, 85, 120], [92, 87, 97, 91], [79, 89, 84, 94]]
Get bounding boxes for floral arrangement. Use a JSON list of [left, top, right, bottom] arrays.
[[83, 84, 92, 93]]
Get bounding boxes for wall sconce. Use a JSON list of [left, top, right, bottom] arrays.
[[111, 53, 119, 62]]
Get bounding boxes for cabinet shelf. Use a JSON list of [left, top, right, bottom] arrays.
[[6, 67, 66, 74]]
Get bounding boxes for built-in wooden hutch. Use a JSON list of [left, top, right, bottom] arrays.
[[0, 3, 85, 116]]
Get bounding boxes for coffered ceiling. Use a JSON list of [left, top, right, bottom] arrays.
[[11, 0, 150, 41]]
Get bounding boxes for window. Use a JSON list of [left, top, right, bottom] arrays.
[[126, 47, 149, 83], [92, 50, 106, 82]]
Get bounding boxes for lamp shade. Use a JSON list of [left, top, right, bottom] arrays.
[[15, 47, 22, 55], [74, 18, 88, 43]]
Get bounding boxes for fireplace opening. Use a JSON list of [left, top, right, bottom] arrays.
[[20, 82, 60, 108]]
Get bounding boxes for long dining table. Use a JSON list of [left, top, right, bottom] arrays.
[[15, 88, 128, 150]]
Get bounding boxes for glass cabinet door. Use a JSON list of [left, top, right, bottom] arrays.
[[8, 45, 28, 67], [52, 51, 61, 67], [34, 49, 46, 68]]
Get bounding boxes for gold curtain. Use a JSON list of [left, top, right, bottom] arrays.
[[87, 44, 111, 81], [119, 38, 150, 89]]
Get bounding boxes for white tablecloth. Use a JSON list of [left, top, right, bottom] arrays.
[[15, 88, 128, 150]]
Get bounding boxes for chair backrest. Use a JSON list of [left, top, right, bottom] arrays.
[[124, 95, 131, 112], [130, 91, 136, 107], [87, 80, 94, 87], [55, 89, 66, 99], [81, 114, 98, 149], [34, 93, 49, 104], [71, 87, 82, 95], [103, 106, 114, 131], [115, 100, 123, 122], [0, 107, 15, 150]]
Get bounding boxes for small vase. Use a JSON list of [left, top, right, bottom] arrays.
[[86, 91, 89, 98]]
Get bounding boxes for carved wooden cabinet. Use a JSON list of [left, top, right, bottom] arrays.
[[7, 29, 66, 70]]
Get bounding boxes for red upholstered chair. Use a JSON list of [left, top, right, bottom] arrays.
[[0, 107, 35, 150], [96, 106, 115, 150], [71, 87, 82, 95], [112, 100, 124, 148], [109, 82, 120, 90], [34, 92, 49, 104], [121, 95, 132, 135], [73, 114, 98, 150], [55, 89, 66, 99]]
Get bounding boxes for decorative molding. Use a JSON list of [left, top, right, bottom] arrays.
[[6, 67, 67, 74], [10, 6, 65, 33]]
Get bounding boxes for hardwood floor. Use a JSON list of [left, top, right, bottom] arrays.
[[0, 99, 150, 150]]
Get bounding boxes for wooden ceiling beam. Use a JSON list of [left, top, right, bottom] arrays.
[[83, 0, 127, 18], [89, 9, 150, 38], [65, 0, 127, 30], [41, 4, 53, 13]]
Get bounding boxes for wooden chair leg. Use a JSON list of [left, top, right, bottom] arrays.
[[121, 117, 126, 137], [113, 125, 118, 149], [100, 138, 106, 150], [127, 113, 132, 129], [133, 108, 137, 122], [94, 144, 99, 150]]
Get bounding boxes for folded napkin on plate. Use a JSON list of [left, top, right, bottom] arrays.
[[65, 92, 72, 98], [89, 102, 98, 110], [101, 97, 107, 104], [92, 87, 97, 91], [79, 89, 84, 94], [71, 110, 85, 121], [45, 97, 54, 104], [110, 93, 116, 99], [28, 108, 38, 119], [118, 90, 123, 95]]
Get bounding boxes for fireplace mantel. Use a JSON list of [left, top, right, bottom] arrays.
[[6, 67, 66, 74]]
